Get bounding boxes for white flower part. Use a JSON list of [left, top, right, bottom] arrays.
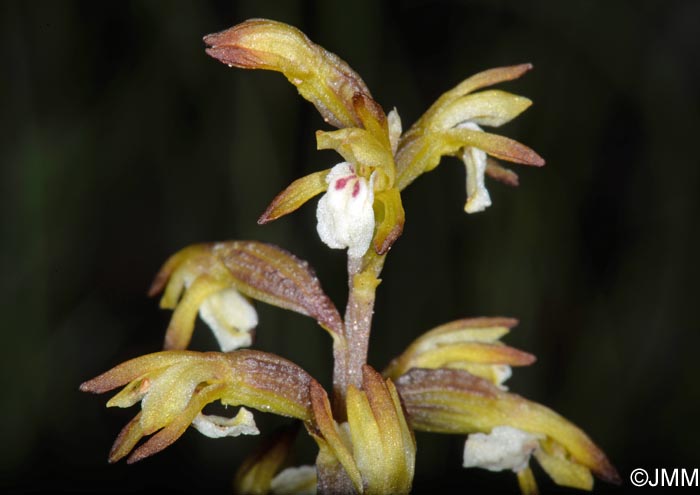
[[192, 407, 259, 439], [316, 162, 375, 258], [458, 122, 492, 213], [271, 465, 317, 495], [199, 288, 258, 352], [463, 426, 541, 473], [493, 364, 513, 390]]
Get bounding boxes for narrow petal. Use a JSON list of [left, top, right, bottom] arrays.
[[163, 275, 229, 350], [139, 362, 213, 434], [108, 412, 145, 463], [372, 188, 405, 255], [413, 64, 533, 131], [80, 351, 198, 394], [445, 127, 545, 166], [534, 448, 594, 490], [430, 90, 532, 130], [352, 92, 390, 149], [258, 169, 330, 224], [517, 466, 540, 495], [127, 383, 226, 463], [485, 158, 520, 186], [308, 381, 363, 493]]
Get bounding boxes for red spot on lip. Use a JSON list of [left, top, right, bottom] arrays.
[[334, 175, 355, 190], [352, 181, 361, 198]]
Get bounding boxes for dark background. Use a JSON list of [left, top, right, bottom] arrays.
[[2, 0, 699, 493]]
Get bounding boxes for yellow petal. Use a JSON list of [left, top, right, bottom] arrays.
[[372, 188, 405, 255], [128, 383, 227, 463], [429, 90, 532, 130], [139, 361, 213, 434], [163, 275, 229, 350], [316, 128, 395, 186], [308, 380, 363, 493], [352, 92, 390, 147], [409, 343, 535, 369], [384, 317, 530, 380], [108, 412, 145, 463], [258, 169, 330, 224], [204, 19, 371, 128], [517, 466, 539, 495], [444, 127, 545, 166], [346, 384, 384, 491], [418, 64, 533, 127], [534, 447, 594, 490], [80, 351, 198, 394]]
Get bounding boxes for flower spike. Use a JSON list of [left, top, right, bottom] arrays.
[[82, 18, 617, 495]]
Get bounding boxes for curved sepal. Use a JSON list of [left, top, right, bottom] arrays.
[[346, 366, 415, 494], [204, 19, 371, 128], [428, 90, 532, 131], [308, 381, 363, 494], [372, 188, 405, 255], [258, 169, 331, 224], [416, 64, 534, 129]]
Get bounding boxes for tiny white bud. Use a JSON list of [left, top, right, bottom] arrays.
[[463, 425, 541, 473], [316, 162, 375, 258]]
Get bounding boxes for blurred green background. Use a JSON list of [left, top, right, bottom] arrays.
[[2, 0, 699, 493]]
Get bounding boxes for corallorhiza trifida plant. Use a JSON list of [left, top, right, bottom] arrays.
[[81, 18, 620, 495]]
